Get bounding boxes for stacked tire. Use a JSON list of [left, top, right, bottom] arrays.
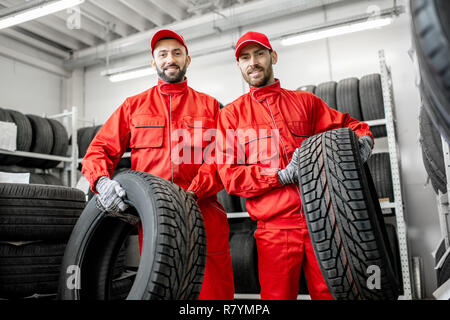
[[0, 108, 69, 169], [410, 0, 450, 144], [0, 183, 85, 299]]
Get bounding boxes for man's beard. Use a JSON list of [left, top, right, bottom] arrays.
[[241, 59, 274, 87], [156, 62, 188, 83]]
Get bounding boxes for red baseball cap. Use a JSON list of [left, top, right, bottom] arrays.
[[151, 29, 188, 55], [235, 31, 273, 60]]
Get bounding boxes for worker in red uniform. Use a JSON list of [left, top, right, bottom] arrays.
[[82, 29, 234, 300], [215, 31, 374, 300]]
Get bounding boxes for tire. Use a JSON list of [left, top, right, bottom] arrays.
[[0, 242, 66, 298], [79, 126, 97, 158], [217, 189, 242, 213], [18, 115, 54, 168], [240, 197, 246, 213], [336, 77, 363, 121], [367, 153, 394, 202], [315, 81, 337, 110], [297, 85, 316, 93], [419, 105, 447, 193], [359, 74, 387, 138], [0, 108, 14, 164], [229, 230, 260, 294], [411, 0, 450, 142], [42, 119, 69, 169], [298, 128, 400, 300], [1, 109, 33, 165], [0, 183, 86, 241], [58, 170, 206, 300]]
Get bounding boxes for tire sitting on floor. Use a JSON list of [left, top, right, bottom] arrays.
[[58, 170, 206, 300], [298, 128, 400, 300], [0, 242, 66, 299]]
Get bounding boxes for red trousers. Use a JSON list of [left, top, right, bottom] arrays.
[[197, 199, 234, 300], [138, 199, 234, 300], [254, 227, 333, 300]]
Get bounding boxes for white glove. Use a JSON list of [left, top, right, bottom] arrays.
[[278, 148, 301, 185], [95, 176, 129, 214], [359, 135, 373, 163]]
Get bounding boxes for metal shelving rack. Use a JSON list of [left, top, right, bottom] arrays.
[[0, 106, 79, 188], [230, 50, 413, 300], [377, 49, 412, 300]]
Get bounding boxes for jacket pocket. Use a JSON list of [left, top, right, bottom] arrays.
[[238, 129, 279, 166], [287, 121, 311, 147], [183, 116, 216, 149], [130, 115, 165, 148]]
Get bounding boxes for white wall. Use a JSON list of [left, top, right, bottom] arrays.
[[0, 55, 63, 116], [83, 0, 441, 298]]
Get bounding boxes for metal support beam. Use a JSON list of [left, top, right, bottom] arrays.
[[120, 0, 170, 26], [149, 0, 187, 21]]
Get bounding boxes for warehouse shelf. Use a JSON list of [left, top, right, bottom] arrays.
[[0, 107, 79, 187]]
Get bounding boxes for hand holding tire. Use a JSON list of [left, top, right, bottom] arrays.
[[278, 148, 301, 185], [359, 135, 373, 163], [95, 176, 129, 214]]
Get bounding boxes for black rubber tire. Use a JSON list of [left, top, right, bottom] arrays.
[[18, 115, 54, 168], [58, 170, 206, 300], [42, 119, 69, 169], [0, 108, 14, 164], [217, 189, 242, 213], [240, 197, 246, 213], [111, 275, 135, 300], [315, 81, 337, 110], [419, 105, 447, 193], [359, 74, 387, 138], [229, 230, 260, 294], [298, 128, 400, 300], [79, 126, 97, 158], [0, 242, 66, 298], [367, 153, 394, 202], [297, 85, 316, 93], [411, 0, 450, 143], [336, 77, 363, 121], [1, 109, 33, 165], [0, 183, 86, 241]]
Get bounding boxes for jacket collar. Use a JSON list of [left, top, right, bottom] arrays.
[[158, 77, 188, 95], [250, 79, 282, 102]]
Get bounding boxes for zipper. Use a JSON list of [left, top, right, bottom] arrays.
[[169, 94, 174, 183], [265, 99, 304, 218]]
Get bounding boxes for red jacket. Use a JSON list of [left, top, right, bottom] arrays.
[[216, 80, 373, 226], [82, 78, 222, 200]]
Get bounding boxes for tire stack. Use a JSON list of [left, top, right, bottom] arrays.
[[0, 184, 86, 299], [0, 108, 68, 186]]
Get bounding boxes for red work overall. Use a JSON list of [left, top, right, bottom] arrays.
[[216, 80, 373, 299], [82, 78, 234, 300]]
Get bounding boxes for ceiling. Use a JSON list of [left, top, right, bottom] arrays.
[[0, 0, 350, 71]]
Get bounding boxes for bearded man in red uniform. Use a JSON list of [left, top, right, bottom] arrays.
[[82, 29, 234, 300], [215, 31, 374, 300]]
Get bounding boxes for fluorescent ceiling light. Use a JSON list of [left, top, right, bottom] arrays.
[[0, 0, 85, 30], [281, 17, 393, 46], [107, 67, 157, 83]]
